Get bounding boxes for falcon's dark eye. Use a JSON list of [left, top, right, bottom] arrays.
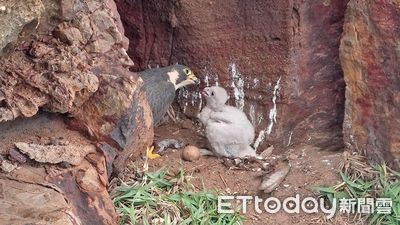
[[211, 91, 214, 96]]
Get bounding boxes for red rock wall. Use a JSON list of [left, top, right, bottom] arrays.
[[340, 0, 400, 167], [116, 0, 347, 152], [287, 0, 348, 151]]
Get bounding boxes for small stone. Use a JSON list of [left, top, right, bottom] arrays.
[[0, 6, 6, 12], [181, 145, 200, 162], [180, 119, 192, 129], [288, 153, 298, 160], [49, 137, 59, 145], [259, 162, 290, 193], [254, 170, 265, 177], [260, 146, 274, 159], [233, 158, 242, 165], [59, 140, 70, 146], [222, 158, 234, 168], [1, 160, 17, 173], [8, 149, 27, 163], [59, 161, 71, 168]]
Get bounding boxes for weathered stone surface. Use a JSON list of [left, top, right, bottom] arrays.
[[0, 0, 154, 223], [116, 0, 347, 151], [0, 0, 153, 173], [0, 113, 118, 225], [0, 0, 44, 51], [0, 0, 132, 122], [0, 159, 17, 173], [69, 65, 154, 175], [340, 0, 400, 167], [285, 0, 348, 151], [15, 142, 96, 165], [106, 0, 129, 50], [0, 177, 76, 225]]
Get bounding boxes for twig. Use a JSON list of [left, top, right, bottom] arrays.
[[218, 173, 228, 189]]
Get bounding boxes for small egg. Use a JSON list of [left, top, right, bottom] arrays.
[[181, 145, 200, 162]]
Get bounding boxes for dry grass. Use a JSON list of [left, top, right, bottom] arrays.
[[316, 152, 400, 225]]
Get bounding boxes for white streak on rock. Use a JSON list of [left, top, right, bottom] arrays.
[[183, 102, 188, 113], [180, 88, 190, 113], [204, 75, 210, 87], [253, 78, 259, 88], [229, 63, 245, 110], [249, 104, 256, 126], [253, 76, 282, 150], [287, 131, 293, 147], [266, 76, 281, 134], [254, 130, 266, 150], [214, 75, 219, 86], [198, 92, 203, 110]]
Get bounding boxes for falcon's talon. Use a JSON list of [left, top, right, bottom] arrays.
[[146, 146, 161, 159]]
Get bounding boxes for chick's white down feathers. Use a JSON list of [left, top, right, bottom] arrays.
[[198, 86, 256, 158]]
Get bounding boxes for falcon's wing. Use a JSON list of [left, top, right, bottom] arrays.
[[143, 81, 176, 125]]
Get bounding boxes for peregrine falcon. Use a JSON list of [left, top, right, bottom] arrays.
[[138, 64, 200, 125]]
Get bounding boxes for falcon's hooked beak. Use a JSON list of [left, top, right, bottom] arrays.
[[192, 77, 201, 85], [185, 68, 200, 85]]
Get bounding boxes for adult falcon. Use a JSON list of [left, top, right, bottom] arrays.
[[138, 64, 200, 125]]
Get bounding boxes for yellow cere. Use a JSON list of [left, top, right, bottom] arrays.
[[146, 146, 160, 159]]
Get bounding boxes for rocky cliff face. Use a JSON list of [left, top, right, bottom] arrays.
[[0, 0, 153, 173], [115, 0, 348, 152], [287, 0, 348, 151], [0, 0, 153, 224], [340, 0, 400, 167], [1, 0, 399, 223]]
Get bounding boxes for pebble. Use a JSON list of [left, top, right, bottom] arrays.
[[1, 160, 17, 173], [180, 120, 193, 129], [259, 163, 291, 193], [8, 149, 27, 163], [49, 137, 59, 145], [288, 153, 298, 160], [260, 146, 274, 159]]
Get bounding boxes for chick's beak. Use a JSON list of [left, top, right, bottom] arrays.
[[201, 88, 210, 97]]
